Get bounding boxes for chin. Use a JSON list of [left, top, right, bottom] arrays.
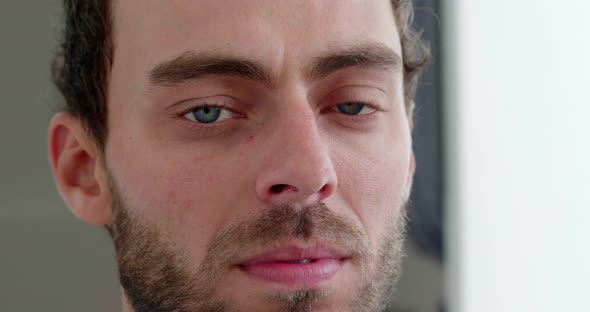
[[213, 261, 377, 312]]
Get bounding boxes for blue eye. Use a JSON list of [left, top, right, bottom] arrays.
[[184, 106, 233, 124], [336, 103, 376, 115]]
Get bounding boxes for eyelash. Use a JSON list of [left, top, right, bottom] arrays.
[[330, 101, 379, 115], [177, 102, 242, 135], [178, 100, 380, 133]]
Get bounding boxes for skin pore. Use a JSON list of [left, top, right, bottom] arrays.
[[49, 0, 415, 311]]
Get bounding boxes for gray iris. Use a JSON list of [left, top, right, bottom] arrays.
[[337, 103, 365, 115], [191, 107, 222, 123]]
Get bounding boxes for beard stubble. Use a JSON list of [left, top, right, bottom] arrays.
[[107, 175, 408, 312]]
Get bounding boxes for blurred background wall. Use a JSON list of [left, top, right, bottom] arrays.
[[0, 2, 121, 311], [0, 1, 443, 311], [444, 1, 590, 311]]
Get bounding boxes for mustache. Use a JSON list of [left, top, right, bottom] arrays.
[[109, 184, 405, 312], [200, 202, 370, 279]]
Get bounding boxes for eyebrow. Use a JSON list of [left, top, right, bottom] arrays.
[[148, 42, 401, 87], [307, 42, 402, 81], [149, 52, 272, 86]]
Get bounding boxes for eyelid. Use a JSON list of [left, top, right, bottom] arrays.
[[174, 95, 239, 115], [337, 101, 379, 114], [173, 96, 246, 136], [324, 84, 389, 110], [322, 99, 382, 115], [340, 100, 380, 110], [183, 106, 234, 124]]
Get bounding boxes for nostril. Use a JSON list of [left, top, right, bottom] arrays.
[[270, 184, 287, 193], [319, 184, 330, 196]]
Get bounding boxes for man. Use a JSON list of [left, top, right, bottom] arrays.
[[49, 0, 429, 311]]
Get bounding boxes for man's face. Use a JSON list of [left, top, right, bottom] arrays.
[[104, 0, 414, 311]]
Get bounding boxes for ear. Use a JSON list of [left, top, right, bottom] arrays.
[[409, 150, 416, 178], [402, 151, 416, 203], [407, 99, 415, 130], [48, 112, 112, 225], [406, 100, 416, 192]]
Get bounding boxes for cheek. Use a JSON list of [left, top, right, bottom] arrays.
[[337, 152, 408, 232], [106, 144, 236, 258], [329, 127, 411, 245]]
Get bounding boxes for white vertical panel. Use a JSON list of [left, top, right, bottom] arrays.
[[443, 1, 590, 311]]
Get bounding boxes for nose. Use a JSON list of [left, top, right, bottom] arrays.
[[255, 107, 338, 207]]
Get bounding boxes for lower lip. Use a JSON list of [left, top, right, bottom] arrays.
[[238, 258, 345, 287]]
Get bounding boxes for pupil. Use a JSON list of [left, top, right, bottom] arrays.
[[193, 107, 221, 123], [338, 103, 364, 115]]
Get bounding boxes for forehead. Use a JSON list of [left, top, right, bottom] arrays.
[[111, 0, 400, 75]]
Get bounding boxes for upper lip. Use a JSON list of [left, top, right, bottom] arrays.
[[236, 243, 351, 266]]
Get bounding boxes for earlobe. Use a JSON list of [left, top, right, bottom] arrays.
[[407, 100, 416, 183], [401, 151, 416, 203], [409, 151, 416, 177], [407, 100, 415, 130], [48, 113, 112, 225]]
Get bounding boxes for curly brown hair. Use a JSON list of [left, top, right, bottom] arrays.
[[52, 0, 430, 151]]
